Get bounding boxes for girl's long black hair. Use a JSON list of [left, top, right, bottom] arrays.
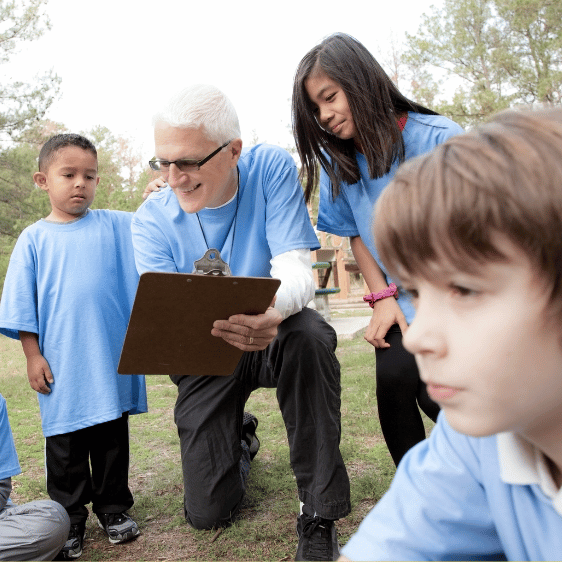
[[292, 32, 437, 202]]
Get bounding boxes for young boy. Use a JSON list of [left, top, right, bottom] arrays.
[[0, 134, 148, 560], [0, 392, 70, 561], [340, 108, 562, 561]]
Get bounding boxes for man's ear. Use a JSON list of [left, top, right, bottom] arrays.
[[228, 138, 243, 168], [33, 172, 48, 191]]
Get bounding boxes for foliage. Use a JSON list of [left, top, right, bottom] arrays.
[[0, 0, 61, 289], [403, 0, 562, 127], [0, 0, 61, 142]]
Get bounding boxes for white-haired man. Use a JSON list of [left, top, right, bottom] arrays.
[[133, 84, 350, 561]]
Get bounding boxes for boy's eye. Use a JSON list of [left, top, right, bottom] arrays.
[[326, 93, 335, 102], [450, 284, 477, 297]]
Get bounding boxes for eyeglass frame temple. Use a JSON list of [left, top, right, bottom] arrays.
[[149, 139, 232, 171]]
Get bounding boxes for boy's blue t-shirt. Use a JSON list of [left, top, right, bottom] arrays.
[[0, 210, 148, 437], [132, 143, 320, 276], [0, 394, 21, 481], [317, 113, 463, 323], [342, 412, 562, 561]]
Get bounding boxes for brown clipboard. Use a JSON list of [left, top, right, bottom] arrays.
[[118, 272, 281, 376]]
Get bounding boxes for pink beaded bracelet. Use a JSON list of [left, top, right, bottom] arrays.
[[363, 283, 398, 308]]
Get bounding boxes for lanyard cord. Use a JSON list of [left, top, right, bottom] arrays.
[[195, 167, 240, 261]]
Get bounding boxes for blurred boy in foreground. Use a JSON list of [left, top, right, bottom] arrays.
[[341, 108, 562, 561]]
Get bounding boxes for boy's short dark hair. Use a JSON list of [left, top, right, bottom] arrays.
[[38, 134, 97, 172], [374, 107, 562, 324]]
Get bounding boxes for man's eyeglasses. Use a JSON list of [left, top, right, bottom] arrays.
[[149, 140, 232, 172]]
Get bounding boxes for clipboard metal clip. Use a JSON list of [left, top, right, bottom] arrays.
[[193, 248, 232, 276]]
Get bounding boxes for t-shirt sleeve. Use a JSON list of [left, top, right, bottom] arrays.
[[131, 203, 180, 275], [0, 396, 21, 483], [316, 167, 360, 238], [342, 414, 504, 561], [0, 233, 38, 340], [261, 148, 320, 257]]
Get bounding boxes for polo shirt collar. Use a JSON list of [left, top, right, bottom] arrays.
[[498, 432, 562, 515]]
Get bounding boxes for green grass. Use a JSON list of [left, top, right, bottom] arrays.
[[0, 333, 433, 561]]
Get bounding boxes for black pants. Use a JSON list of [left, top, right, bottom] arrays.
[[45, 413, 134, 526], [170, 307, 351, 530], [375, 325, 440, 466]]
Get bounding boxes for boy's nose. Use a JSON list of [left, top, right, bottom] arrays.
[[402, 296, 446, 358]]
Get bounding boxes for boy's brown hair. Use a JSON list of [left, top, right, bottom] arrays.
[[375, 108, 562, 322]]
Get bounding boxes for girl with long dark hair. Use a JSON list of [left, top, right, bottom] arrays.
[[292, 32, 463, 465]]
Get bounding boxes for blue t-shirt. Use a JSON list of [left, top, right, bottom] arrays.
[[0, 394, 21, 481], [132, 143, 319, 276], [0, 210, 148, 437], [317, 113, 463, 322], [342, 412, 562, 561]]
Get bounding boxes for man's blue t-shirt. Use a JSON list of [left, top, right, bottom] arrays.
[[0, 210, 148, 437], [317, 113, 463, 322], [132, 143, 319, 276]]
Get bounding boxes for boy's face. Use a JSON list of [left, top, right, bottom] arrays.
[[34, 146, 99, 222], [402, 236, 562, 444]]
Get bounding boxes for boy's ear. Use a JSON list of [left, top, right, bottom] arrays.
[[33, 172, 48, 191], [96, 176, 100, 187]]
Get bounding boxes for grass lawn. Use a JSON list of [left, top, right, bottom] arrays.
[[0, 332, 432, 561]]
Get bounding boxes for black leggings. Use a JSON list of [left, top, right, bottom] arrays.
[[375, 324, 440, 466]]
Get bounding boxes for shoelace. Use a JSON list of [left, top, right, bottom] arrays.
[[302, 516, 331, 559], [104, 513, 128, 526]]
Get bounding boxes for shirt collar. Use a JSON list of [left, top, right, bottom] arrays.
[[497, 432, 562, 515]]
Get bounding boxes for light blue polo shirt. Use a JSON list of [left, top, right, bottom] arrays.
[[342, 412, 562, 561]]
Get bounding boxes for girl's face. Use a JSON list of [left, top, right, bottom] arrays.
[[304, 69, 358, 142]]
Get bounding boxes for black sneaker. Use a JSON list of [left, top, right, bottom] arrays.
[[295, 509, 339, 561], [242, 411, 260, 460], [97, 512, 140, 544], [55, 524, 84, 560]]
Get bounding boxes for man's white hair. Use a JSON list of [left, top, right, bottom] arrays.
[[153, 84, 241, 143]]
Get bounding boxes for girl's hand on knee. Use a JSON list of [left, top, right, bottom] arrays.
[[364, 298, 408, 348]]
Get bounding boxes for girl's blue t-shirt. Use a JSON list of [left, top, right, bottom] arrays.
[[132, 143, 320, 276], [317, 113, 463, 323], [0, 210, 148, 437]]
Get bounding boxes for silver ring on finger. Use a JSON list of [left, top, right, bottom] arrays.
[[249, 337, 254, 345]]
